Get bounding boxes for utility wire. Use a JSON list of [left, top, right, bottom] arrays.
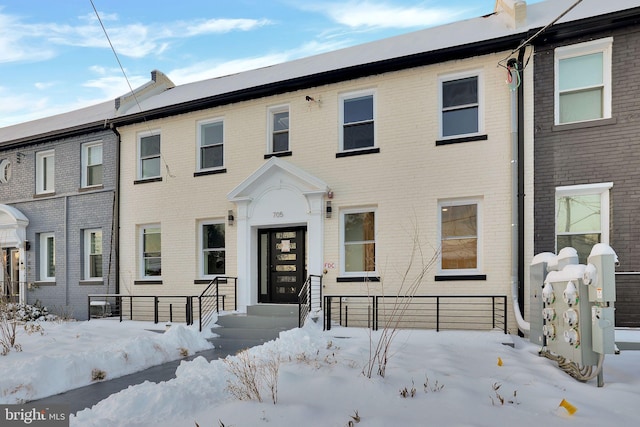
[[90, 0, 175, 178], [499, 0, 584, 68]]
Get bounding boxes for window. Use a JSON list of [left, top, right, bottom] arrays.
[[141, 225, 161, 278], [555, 38, 612, 125], [201, 222, 225, 277], [440, 72, 482, 138], [341, 209, 376, 275], [0, 159, 10, 183], [198, 119, 224, 170], [439, 200, 481, 273], [82, 142, 103, 187], [84, 229, 103, 279], [556, 183, 612, 263], [36, 150, 55, 194], [39, 232, 55, 281], [340, 91, 375, 151], [268, 106, 290, 154], [138, 132, 161, 179]]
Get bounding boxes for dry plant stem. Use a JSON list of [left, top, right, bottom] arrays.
[[363, 224, 439, 378], [225, 350, 263, 402]]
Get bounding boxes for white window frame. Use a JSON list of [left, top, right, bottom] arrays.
[[340, 207, 377, 277], [140, 224, 161, 279], [339, 89, 376, 152], [438, 198, 483, 275], [81, 141, 103, 188], [84, 229, 103, 280], [36, 149, 55, 194], [199, 220, 226, 278], [196, 118, 225, 172], [438, 70, 483, 139], [554, 37, 613, 125], [39, 232, 55, 281], [555, 182, 612, 257], [137, 130, 161, 180], [267, 105, 290, 154]]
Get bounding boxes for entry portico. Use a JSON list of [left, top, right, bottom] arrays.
[[0, 204, 29, 304], [228, 157, 329, 310]]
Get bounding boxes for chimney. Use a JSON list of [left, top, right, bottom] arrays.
[[494, 0, 527, 29]]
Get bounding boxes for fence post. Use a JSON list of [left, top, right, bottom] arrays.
[[436, 296, 440, 332], [154, 296, 159, 324], [325, 296, 331, 331], [87, 296, 91, 321], [503, 296, 508, 334]]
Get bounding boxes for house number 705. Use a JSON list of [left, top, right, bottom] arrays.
[[273, 211, 284, 218]]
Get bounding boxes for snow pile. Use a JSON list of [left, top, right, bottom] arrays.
[[0, 319, 213, 404], [72, 321, 640, 427]]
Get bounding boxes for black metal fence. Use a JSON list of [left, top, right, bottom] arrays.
[[298, 274, 322, 327], [87, 277, 237, 330], [323, 294, 508, 333]]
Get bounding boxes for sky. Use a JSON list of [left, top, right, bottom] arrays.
[[0, 0, 544, 128], [1, 316, 638, 426]]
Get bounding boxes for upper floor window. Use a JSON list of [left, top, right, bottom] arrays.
[[341, 209, 376, 276], [138, 132, 161, 179], [556, 183, 612, 263], [141, 225, 161, 278], [84, 229, 103, 280], [82, 141, 103, 187], [36, 150, 55, 194], [198, 118, 224, 171], [555, 38, 612, 125], [200, 221, 225, 277], [439, 199, 481, 274], [39, 232, 55, 281], [440, 72, 482, 138], [268, 106, 290, 154], [340, 91, 375, 152]]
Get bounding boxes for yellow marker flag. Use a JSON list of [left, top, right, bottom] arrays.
[[559, 399, 577, 415], [497, 357, 503, 366]]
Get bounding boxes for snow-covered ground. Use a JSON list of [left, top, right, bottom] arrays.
[[2, 318, 639, 427]]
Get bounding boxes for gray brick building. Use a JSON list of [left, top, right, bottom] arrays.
[[532, 7, 640, 326]]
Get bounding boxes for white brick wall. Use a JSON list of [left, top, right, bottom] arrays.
[[118, 50, 520, 330]]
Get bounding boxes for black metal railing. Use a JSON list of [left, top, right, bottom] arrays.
[[323, 295, 507, 333], [198, 276, 237, 331], [298, 274, 322, 327], [88, 294, 198, 325]]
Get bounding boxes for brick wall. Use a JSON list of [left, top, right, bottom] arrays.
[[533, 26, 640, 326]]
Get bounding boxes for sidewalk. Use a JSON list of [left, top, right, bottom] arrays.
[[32, 333, 279, 414]]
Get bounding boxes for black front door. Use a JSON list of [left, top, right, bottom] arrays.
[[258, 227, 306, 303]]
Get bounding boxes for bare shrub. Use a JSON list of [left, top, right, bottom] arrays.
[[363, 223, 439, 378], [1, 302, 20, 356], [225, 350, 263, 402]]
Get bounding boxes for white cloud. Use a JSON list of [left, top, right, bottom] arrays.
[[301, 1, 466, 29]]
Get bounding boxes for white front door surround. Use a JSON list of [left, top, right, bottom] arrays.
[[228, 157, 328, 311], [0, 205, 29, 304]]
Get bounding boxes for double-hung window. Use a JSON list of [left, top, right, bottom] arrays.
[[555, 38, 612, 125], [82, 141, 103, 187], [340, 91, 375, 152], [141, 225, 161, 278], [39, 232, 55, 281], [341, 209, 376, 275], [555, 183, 611, 263], [439, 200, 481, 273], [268, 106, 290, 154], [139, 132, 161, 180], [201, 222, 225, 277], [440, 72, 482, 139], [198, 119, 224, 171], [84, 229, 103, 280], [36, 150, 55, 194]]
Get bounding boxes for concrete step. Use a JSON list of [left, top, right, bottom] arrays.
[[212, 326, 290, 341], [216, 313, 298, 329], [246, 304, 299, 317]]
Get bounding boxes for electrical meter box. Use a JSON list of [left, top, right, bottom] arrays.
[[530, 244, 617, 367]]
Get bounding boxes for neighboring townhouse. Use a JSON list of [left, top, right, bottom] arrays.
[[532, 0, 640, 327], [109, 0, 548, 332], [0, 71, 174, 319]]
